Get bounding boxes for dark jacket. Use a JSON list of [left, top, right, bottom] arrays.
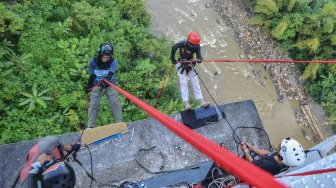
[[252, 152, 287, 175], [87, 57, 118, 85], [170, 40, 202, 63]]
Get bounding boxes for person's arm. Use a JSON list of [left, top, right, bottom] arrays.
[[195, 45, 202, 61], [62, 143, 81, 153], [240, 144, 253, 162], [88, 58, 96, 75], [245, 142, 270, 155], [87, 59, 96, 86], [85, 59, 97, 92], [62, 144, 73, 152], [171, 41, 183, 64], [107, 58, 118, 79]]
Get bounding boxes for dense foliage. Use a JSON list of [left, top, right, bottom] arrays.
[[0, 0, 182, 144], [249, 0, 336, 131]]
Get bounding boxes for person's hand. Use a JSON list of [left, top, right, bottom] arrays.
[[245, 142, 253, 148], [84, 86, 92, 94], [71, 143, 82, 153], [172, 59, 177, 65], [196, 59, 202, 63], [240, 141, 248, 151], [36, 153, 52, 163], [29, 161, 42, 174], [104, 72, 114, 80]]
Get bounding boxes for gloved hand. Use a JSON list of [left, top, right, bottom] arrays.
[[196, 59, 202, 63], [172, 59, 177, 65], [104, 71, 114, 80], [71, 143, 82, 153], [84, 86, 92, 94], [29, 161, 42, 174]]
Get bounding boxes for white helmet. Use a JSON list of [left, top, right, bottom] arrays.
[[279, 137, 306, 167]]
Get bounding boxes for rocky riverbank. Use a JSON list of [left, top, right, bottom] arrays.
[[210, 0, 334, 139]]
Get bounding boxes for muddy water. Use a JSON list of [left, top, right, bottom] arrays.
[[146, 0, 315, 149]]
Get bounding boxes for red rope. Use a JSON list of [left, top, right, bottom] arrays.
[[104, 79, 286, 188], [276, 168, 336, 178], [153, 64, 174, 107], [177, 59, 336, 64]]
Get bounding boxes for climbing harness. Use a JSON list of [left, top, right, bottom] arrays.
[[177, 62, 195, 74]]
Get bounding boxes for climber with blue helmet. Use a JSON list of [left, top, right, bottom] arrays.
[[84, 43, 123, 128]]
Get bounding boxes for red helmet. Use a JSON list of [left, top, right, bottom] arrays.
[[187, 32, 201, 45]]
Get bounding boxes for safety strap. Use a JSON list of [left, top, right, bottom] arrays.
[[275, 168, 336, 178], [88, 80, 103, 92]]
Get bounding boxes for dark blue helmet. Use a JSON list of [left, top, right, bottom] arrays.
[[38, 160, 76, 188], [99, 43, 113, 56]]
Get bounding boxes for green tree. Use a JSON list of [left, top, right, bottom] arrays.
[[254, 0, 279, 16], [250, 0, 336, 132], [0, 0, 180, 143]]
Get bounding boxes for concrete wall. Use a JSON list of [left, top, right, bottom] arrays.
[[0, 100, 270, 187]]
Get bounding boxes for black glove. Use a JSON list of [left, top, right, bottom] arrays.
[[87, 74, 96, 86], [71, 143, 82, 153], [104, 71, 114, 80], [172, 59, 177, 65], [196, 59, 202, 63], [84, 86, 92, 94]]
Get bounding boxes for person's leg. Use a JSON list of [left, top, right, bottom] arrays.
[[87, 87, 103, 128], [106, 86, 123, 122], [176, 63, 191, 110], [188, 69, 210, 108]]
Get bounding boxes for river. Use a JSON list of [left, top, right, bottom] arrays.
[[146, 0, 315, 149]]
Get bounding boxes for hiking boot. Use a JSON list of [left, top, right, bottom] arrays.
[[184, 101, 192, 111], [200, 100, 210, 108]]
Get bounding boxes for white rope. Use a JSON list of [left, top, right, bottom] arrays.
[[111, 125, 135, 148]]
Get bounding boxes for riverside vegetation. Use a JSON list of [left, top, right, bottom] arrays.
[[0, 0, 181, 144], [249, 0, 336, 131]]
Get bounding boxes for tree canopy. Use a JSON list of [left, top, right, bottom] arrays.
[[250, 0, 336, 131], [0, 0, 182, 144]]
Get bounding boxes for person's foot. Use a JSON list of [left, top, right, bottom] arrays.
[[200, 100, 210, 108], [85, 127, 93, 130], [184, 101, 192, 111]]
